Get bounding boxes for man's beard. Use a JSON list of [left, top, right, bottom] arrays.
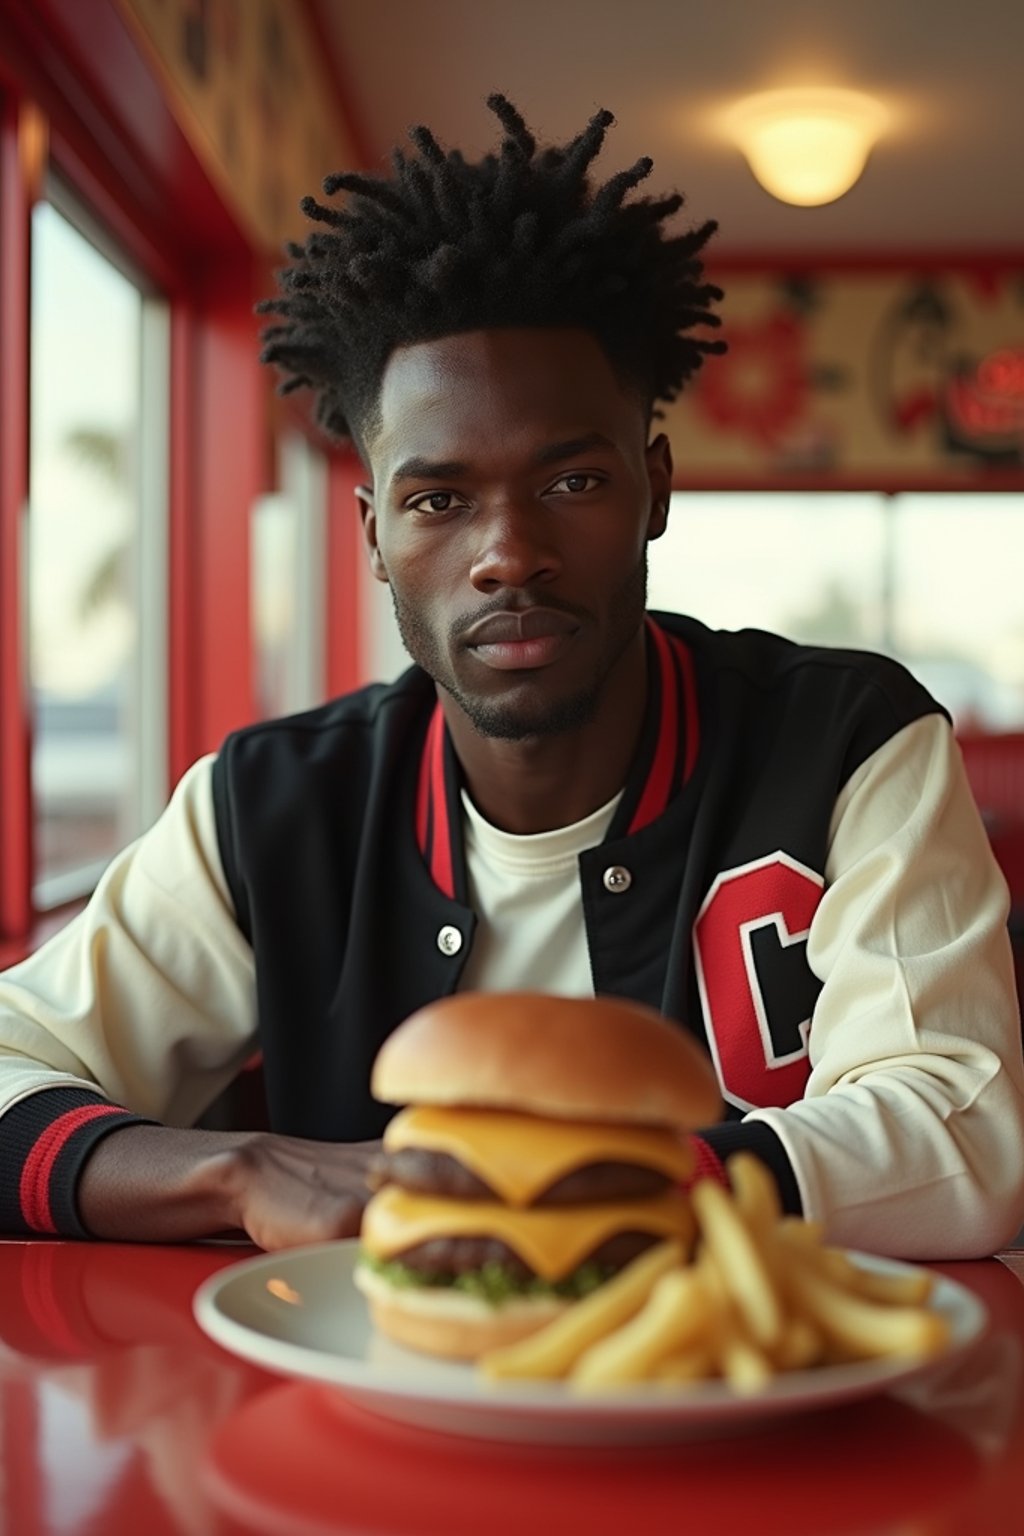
[[389, 555, 648, 741]]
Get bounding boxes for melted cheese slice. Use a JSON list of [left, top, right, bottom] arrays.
[[383, 1105, 694, 1207], [362, 1185, 695, 1281]]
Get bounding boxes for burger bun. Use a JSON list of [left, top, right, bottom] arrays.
[[372, 991, 722, 1131]]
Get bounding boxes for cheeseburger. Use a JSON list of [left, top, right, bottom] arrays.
[[355, 992, 723, 1360]]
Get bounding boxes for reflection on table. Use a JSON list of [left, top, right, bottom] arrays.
[[0, 1238, 1023, 1536]]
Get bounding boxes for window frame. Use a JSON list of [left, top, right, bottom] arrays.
[[0, 39, 262, 954], [0, 94, 39, 946], [0, 3, 365, 959]]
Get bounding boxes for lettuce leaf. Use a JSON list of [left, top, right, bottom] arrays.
[[360, 1251, 613, 1307]]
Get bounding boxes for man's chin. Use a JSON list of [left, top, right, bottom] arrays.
[[452, 684, 600, 742]]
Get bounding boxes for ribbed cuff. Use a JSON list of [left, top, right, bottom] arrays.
[[686, 1134, 730, 1189], [0, 1087, 158, 1238], [697, 1118, 803, 1215]]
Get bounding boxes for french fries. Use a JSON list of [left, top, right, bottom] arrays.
[[690, 1179, 784, 1349], [570, 1267, 716, 1388], [478, 1152, 952, 1394]]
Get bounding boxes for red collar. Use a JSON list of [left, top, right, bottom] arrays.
[[415, 615, 700, 899]]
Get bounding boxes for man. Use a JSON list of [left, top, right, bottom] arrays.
[[1, 97, 1022, 1257]]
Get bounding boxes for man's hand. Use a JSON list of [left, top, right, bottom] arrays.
[[222, 1132, 383, 1249], [76, 1125, 384, 1249]]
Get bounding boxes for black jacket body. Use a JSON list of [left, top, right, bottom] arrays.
[[211, 612, 943, 1202]]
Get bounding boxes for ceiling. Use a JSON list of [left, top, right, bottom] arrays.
[[315, 0, 1024, 257]]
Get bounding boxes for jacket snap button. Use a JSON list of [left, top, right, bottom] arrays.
[[437, 925, 463, 956], [602, 865, 632, 894]]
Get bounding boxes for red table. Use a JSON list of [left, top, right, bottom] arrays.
[[2, 1238, 1023, 1536]]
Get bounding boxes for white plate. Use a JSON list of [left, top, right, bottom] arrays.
[[193, 1238, 987, 1445]]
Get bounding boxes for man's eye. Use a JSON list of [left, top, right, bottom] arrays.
[[549, 473, 601, 494], [408, 491, 465, 513]]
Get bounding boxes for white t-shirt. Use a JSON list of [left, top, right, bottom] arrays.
[[458, 788, 622, 997]]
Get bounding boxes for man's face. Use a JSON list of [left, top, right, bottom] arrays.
[[360, 327, 672, 741]]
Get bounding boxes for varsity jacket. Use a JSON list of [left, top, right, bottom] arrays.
[[1, 613, 1022, 1256]]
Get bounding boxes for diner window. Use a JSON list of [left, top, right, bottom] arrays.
[[889, 495, 1024, 731], [648, 492, 1024, 732], [29, 188, 169, 907], [252, 431, 328, 717]]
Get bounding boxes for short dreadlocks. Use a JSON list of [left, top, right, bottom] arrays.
[[258, 94, 725, 457]]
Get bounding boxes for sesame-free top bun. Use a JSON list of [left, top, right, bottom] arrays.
[[371, 992, 722, 1130]]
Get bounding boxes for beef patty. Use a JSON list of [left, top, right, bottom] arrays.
[[390, 1230, 660, 1280], [369, 1147, 673, 1205]]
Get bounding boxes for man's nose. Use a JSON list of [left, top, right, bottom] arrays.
[[468, 502, 562, 591]]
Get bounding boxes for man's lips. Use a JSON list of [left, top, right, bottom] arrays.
[[461, 607, 581, 672], [461, 607, 580, 646]]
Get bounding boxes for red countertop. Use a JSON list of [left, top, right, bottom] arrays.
[[1, 1239, 1023, 1536]]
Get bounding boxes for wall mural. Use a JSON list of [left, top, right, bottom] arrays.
[[116, 0, 356, 251], [115, 3, 1021, 482], [664, 267, 1024, 481]]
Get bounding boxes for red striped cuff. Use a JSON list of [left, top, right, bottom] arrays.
[[20, 1104, 129, 1233], [1, 1087, 155, 1238], [685, 1134, 730, 1189]]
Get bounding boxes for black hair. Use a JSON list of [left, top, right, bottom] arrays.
[[257, 94, 725, 456]]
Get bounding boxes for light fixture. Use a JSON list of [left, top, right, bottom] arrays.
[[723, 88, 889, 207]]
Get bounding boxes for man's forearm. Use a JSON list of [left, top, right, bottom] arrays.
[[76, 1124, 252, 1242], [75, 1121, 381, 1249]]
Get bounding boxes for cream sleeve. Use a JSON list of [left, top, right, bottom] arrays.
[[745, 712, 1024, 1259], [0, 755, 257, 1128]]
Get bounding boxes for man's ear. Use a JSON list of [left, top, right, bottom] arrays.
[[356, 484, 390, 583], [645, 432, 673, 541]]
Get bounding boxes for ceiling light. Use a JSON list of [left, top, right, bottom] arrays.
[[723, 88, 889, 207]]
